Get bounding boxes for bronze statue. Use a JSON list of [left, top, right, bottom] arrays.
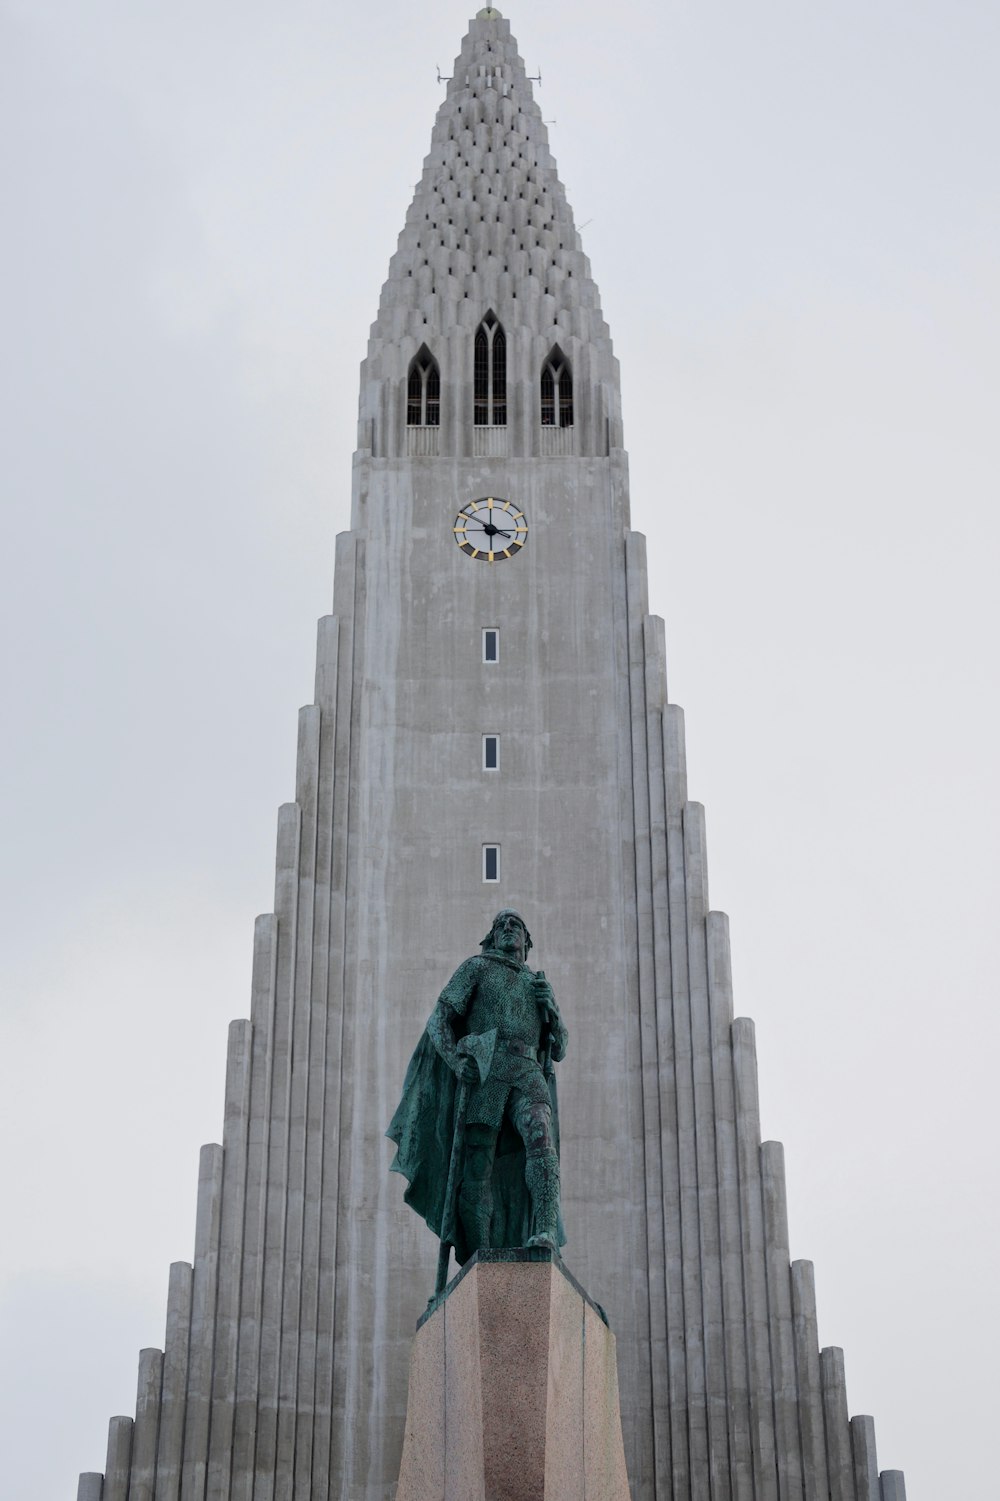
[[387, 911, 567, 1289]]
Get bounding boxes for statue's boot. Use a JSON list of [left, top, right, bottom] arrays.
[[525, 1147, 560, 1252]]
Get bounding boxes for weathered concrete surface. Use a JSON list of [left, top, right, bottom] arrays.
[[396, 1253, 629, 1501]]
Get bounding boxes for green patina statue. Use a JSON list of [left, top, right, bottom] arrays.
[[387, 910, 568, 1289]]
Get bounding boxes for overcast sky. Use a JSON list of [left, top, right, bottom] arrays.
[[1, 3, 997, 1497]]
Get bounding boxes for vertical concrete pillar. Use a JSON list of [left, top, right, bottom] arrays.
[[760, 1141, 804, 1500], [790, 1261, 829, 1501], [155, 1260, 193, 1501], [206, 1020, 253, 1501], [732, 1018, 778, 1501], [683, 801, 730, 1501], [851, 1415, 880, 1501], [102, 1416, 132, 1501], [639, 611, 677, 1494], [253, 801, 302, 1501], [231, 915, 278, 1501], [321, 536, 365, 1501], [129, 1347, 163, 1501], [707, 910, 753, 1501], [77, 1475, 103, 1501], [181, 1143, 224, 1500], [620, 534, 671, 1495], [880, 1472, 907, 1500], [303, 623, 340, 1501], [275, 707, 322, 1491], [820, 1347, 855, 1501], [295, 694, 339, 1501]]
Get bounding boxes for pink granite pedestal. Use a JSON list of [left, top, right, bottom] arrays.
[[396, 1250, 630, 1500]]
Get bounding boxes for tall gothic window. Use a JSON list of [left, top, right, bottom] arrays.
[[541, 347, 573, 427], [407, 346, 440, 426], [474, 312, 506, 426]]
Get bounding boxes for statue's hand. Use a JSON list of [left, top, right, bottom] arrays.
[[455, 1056, 478, 1085], [533, 974, 555, 1015]]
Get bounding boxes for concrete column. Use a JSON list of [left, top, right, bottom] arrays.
[[155, 1261, 193, 1501], [129, 1347, 163, 1501], [707, 911, 754, 1501], [638, 611, 677, 1495], [206, 1019, 253, 1501], [851, 1415, 880, 1501], [102, 1416, 132, 1501], [294, 693, 339, 1501], [301, 658, 341, 1501], [618, 534, 670, 1496], [684, 802, 731, 1501], [181, 1142, 225, 1499], [731, 1018, 778, 1501], [274, 707, 322, 1492], [760, 1141, 804, 1500], [790, 1261, 830, 1501], [77, 1474, 104, 1501], [253, 800, 302, 1501], [314, 615, 340, 713], [880, 1472, 907, 1500], [820, 1347, 855, 1501], [323, 533, 365, 1500], [656, 644, 701, 1501], [231, 915, 278, 1501]]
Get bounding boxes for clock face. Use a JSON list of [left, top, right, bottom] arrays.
[[453, 497, 528, 563]]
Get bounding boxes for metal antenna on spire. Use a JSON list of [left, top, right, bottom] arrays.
[[436, 66, 452, 83]]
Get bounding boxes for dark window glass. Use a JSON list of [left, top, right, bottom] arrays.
[[484, 845, 500, 881], [484, 736, 498, 770], [541, 349, 573, 429], [474, 314, 507, 426], [541, 364, 555, 425], [407, 347, 441, 426], [492, 326, 506, 425], [483, 629, 498, 662]]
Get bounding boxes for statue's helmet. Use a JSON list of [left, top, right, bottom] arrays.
[[480, 908, 532, 957]]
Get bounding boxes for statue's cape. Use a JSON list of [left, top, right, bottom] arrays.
[[386, 1009, 564, 1263]]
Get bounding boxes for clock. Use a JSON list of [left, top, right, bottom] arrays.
[[453, 497, 528, 562]]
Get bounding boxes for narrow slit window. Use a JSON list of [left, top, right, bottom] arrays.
[[482, 627, 499, 662], [483, 844, 500, 882], [483, 734, 499, 771], [406, 346, 441, 426], [541, 347, 573, 427], [474, 312, 507, 426]]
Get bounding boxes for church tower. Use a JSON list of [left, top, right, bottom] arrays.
[[77, 11, 906, 1500]]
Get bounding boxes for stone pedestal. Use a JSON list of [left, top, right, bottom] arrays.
[[396, 1249, 630, 1501]]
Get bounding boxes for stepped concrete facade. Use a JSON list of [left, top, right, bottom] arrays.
[[77, 10, 907, 1500]]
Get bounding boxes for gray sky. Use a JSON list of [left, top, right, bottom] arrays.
[[2, 2, 997, 1496]]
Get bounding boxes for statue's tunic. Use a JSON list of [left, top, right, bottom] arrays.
[[439, 954, 568, 1128]]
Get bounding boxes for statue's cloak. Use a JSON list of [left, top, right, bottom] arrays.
[[386, 1018, 564, 1264]]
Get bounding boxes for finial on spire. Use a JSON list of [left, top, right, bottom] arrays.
[[476, 6, 502, 17]]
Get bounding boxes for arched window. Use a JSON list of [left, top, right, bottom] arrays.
[[407, 347, 440, 426], [474, 312, 506, 426], [541, 347, 573, 428]]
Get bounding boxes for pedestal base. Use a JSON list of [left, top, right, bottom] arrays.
[[396, 1249, 630, 1501]]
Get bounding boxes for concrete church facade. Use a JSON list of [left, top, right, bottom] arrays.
[[77, 11, 906, 1501]]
